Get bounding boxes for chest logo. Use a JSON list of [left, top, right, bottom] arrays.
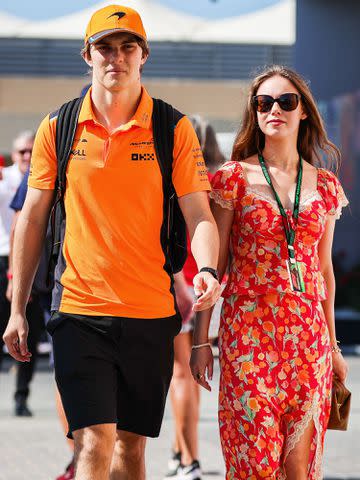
[[131, 153, 155, 161], [70, 149, 87, 160]]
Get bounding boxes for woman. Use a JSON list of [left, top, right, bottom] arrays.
[[165, 116, 225, 480], [190, 65, 349, 479]]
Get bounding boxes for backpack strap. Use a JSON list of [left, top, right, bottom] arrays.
[[152, 98, 175, 196], [152, 98, 187, 275], [46, 97, 83, 287], [55, 97, 84, 196]]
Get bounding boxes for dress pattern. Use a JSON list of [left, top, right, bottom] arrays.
[[210, 161, 348, 479]]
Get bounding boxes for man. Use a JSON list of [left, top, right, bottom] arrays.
[[3, 5, 220, 480], [0, 130, 44, 417]]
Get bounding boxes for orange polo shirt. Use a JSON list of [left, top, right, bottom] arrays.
[[29, 87, 210, 317]]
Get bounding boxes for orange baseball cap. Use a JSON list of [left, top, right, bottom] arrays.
[[84, 5, 147, 46]]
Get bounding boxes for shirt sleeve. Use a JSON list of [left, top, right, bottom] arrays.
[[320, 169, 349, 219], [209, 161, 244, 210], [9, 170, 29, 211], [28, 114, 57, 190], [172, 115, 210, 197]]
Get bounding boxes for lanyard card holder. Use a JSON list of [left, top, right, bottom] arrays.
[[258, 154, 306, 294], [286, 259, 305, 293]]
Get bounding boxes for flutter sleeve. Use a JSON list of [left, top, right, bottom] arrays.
[[209, 161, 245, 210], [318, 169, 349, 219]]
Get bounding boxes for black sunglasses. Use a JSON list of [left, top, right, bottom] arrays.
[[17, 149, 32, 155], [253, 93, 300, 113]]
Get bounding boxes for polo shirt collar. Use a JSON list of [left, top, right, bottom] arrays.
[[133, 87, 152, 129], [78, 86, 153, 130], [78, 87, 94, 124]]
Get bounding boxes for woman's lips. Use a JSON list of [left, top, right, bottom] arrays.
[[268, 120, 285, 125]]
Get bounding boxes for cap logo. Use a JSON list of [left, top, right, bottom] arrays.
[[107, 11, 126, 20]]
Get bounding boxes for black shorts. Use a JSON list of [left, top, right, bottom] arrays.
[[47, 311, 181, 438]]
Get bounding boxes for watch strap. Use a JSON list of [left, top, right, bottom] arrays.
[[199, 267, 219, 280]]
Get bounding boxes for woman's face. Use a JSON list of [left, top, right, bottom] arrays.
[[255, 75, 307, 141]]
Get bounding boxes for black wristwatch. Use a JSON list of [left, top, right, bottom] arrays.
[[199, 267, 219, 281]]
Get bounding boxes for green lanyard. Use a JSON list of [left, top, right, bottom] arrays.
[[258, 154, 303, 263]]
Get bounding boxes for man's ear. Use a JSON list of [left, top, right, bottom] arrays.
[[82, 48, 92, 68], [140, 53, 148, 66]]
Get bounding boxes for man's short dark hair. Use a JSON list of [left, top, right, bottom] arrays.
[[81, 34, 149, 60]]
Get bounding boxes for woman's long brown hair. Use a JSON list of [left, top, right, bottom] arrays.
[[231, 65, 341, 172]]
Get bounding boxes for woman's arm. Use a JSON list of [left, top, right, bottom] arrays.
[[190, 200, 234, 390], [318, 216, 348, 381]]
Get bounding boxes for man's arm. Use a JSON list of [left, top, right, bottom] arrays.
[[178, 190, 220, 311], [3, 186, 54, 361]]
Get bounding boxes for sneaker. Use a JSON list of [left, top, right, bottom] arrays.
[[171, 460, 202, 480], [164, 451, 181, 477], [55, 460, 75, 480]]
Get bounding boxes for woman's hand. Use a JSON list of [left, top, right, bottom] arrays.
[[190, 345, 214, 391], [332, 351, 348, 382]]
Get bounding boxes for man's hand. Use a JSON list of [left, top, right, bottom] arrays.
[[192, 271, 221, 311], [3, 314, 31, 362]]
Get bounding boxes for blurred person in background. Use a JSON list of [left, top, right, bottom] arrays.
[[166, 116, 225, 480], [0, 130, 44, 417], [191, 65, 349, 479], [0, 154, 5, 180]]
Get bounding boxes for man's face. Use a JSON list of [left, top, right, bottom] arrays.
[[12, 137, 33, 175], [85, 32, 148, 92]]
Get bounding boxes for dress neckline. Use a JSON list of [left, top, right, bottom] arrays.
[[238, 162, 322, 213]]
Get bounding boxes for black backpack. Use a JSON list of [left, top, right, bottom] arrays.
[[47, 96, 187, 287]]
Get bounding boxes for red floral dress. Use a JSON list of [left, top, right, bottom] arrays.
[[210, 161, 348, 480]]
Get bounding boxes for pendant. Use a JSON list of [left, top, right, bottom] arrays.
[[286, 259, 305, 293]]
